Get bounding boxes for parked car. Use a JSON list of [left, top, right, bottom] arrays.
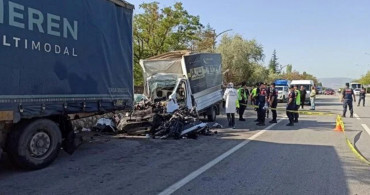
[[275, 80, 290, 102], [324, 89, 335, 95], [316, 86, 323, 94], [275, 86, 289, 102], [354, 88, 361, 96]]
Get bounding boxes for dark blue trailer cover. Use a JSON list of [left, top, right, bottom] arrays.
[[0, 0, 133, 121]]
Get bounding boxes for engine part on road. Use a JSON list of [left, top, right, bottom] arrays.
[[94, 118, 117, 133], [152, 106, 215, 139]]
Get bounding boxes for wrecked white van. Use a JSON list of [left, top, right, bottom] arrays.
[[140, 51, 223, 121]]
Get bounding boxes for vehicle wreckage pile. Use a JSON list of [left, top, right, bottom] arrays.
[[129, 98, 220, 139], [89, 98, 220, 139], [150, 105, 215, 139]]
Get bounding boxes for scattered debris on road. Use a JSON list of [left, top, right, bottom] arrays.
[[73, 99, 221, 141], [151, 106, 216, 139]]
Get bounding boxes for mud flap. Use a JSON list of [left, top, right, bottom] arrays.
[[62, 130, 83, 155], [0, 147, 3, 161]]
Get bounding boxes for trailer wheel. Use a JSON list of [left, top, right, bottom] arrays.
[[207, 106, 216, 122], [7, 119, 62, 170]]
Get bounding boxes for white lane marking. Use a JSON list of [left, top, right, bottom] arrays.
[[361, 124, 370, 137], [158, 118, 285, 195], [315, 102, 342, 105], [354, 113, 361, 120]]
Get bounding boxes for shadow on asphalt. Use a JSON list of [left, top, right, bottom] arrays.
[[275, 120, 335, 131], [174, 140, 350, 195], [0, 132, 353, 195]]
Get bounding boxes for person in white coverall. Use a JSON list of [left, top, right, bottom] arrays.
[[223, 83, 238, 129]]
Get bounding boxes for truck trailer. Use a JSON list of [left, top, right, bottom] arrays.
[[0, 0, 134, 169]]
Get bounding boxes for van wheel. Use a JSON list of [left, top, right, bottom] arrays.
[[207, 106, 216, 122], [283, 96, 286, 103], [7, 119, 62, 170]]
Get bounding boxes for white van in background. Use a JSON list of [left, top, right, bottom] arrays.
[[276, 86, 289, 102], [290, 80, 315, 105], [274, 80, 291, 102]]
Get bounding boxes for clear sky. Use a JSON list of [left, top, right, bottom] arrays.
[[129, 0, 370, 79]]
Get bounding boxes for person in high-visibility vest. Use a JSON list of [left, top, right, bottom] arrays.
[[237, 82, 249, 121], [294, 85, 301, 123], [250, 83, 259, 105], [250, 82, 260, 122]]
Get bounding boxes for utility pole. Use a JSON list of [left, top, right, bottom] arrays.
[[278, 64, 288, 74], [212, 29, 232, 52]]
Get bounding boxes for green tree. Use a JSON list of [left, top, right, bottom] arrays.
[[192, 24, 215, 52], [268, 50, 279, 74], [217, 34, 264, 84], [250, 64, 270, 84], [286, 64, 292, 73], [358, 71, 370, 84], [133, 2, 203, 86], [266, 72, 280, 84]]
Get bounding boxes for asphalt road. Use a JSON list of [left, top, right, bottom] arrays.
[[1, 95, 370, 195]]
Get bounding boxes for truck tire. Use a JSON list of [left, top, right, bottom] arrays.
[[7, 119, 62, 170], [207, 106, 216, 122]]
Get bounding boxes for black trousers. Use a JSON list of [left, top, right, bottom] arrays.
[[239, 101, 246, 119], [257, 104, 265, 123], [358, 97, 365, 106], [254, 99, 259, 119], [294, 105, 299, 121], [286, 105, 295, 124], [271, 102, 278, 121], [301, 99, 305, 109], [227, 113, 235, 127], [343, 99, 353, 116]]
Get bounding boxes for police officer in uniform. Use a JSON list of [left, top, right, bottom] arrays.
[[286, 86, 296, 126], [358, 87, 366, 107], [237, 82, 249, 121], [294, 85, 301, 123], [342, 83, 356, 117], [266, 83, 271, 119], [269, 83, 278, 123], [256, 83, 268, 126]]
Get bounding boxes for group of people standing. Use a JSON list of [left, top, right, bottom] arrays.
[[223, 82, 317, 128]]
